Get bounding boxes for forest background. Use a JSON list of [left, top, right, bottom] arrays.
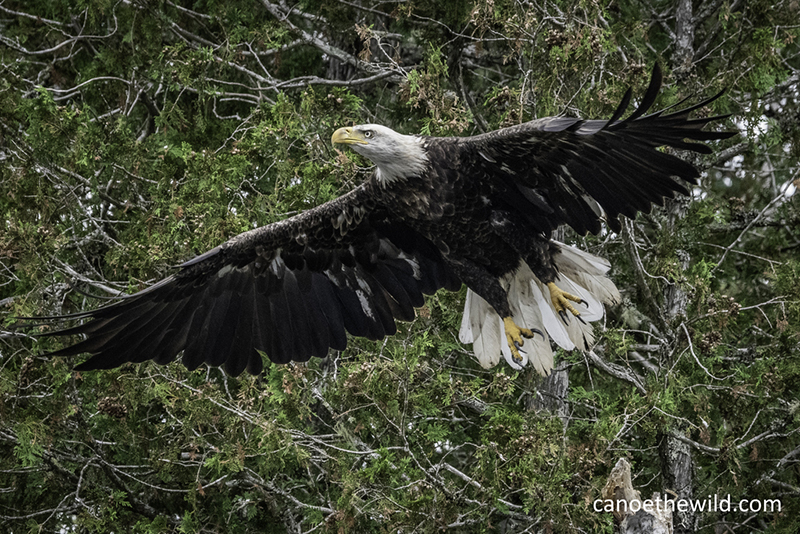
[[1, 0, 799, 532]]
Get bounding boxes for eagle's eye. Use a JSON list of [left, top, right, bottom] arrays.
[[363, 130, 373, 139]]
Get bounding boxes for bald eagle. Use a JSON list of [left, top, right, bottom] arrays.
[[31, 65, 732, 377]]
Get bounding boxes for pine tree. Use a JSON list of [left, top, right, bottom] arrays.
[[1, 0, 798, 532]]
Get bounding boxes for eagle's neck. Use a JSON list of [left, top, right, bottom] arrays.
[[373, 136, 429, 185]]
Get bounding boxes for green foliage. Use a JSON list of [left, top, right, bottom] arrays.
[[1, 0, 799, 532], [403, 45, 472, 135]]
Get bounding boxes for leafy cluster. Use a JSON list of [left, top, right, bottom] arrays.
[[1, 0, 799, 533]]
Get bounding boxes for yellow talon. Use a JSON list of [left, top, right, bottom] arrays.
[[503, 317, 539, 363], [547, 282, 587, 325]]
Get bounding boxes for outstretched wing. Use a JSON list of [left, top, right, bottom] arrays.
[[33, 184, 460, 376], [461, 64, 735, 235]]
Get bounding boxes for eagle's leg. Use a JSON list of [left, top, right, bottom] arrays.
[[547, 282, 588, 325], [490, 210, 588, 326], [503, 317, 536, 361], [446, 257, 542, 363]]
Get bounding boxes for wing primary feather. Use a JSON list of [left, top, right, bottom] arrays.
[[69, 298, 182, 368], [146, 305, 198, 365], [223, 282, 256, 376], [281, 271, 310, 361], [267, 282, 294, 364], [606, 87, 632, 125], [252, 280, 276, 365], [372, 263, 416, 321], [283, 270, 313, 361], [186, 288, 233, 371], [311, 273, 347, 351], [205, 293, 243, 368], [332, 271, 373, 339], [147, 290, 209, 367], [117, 299, 196, 364], [622, 63, 662, 123], [296, 269, 331, 359]]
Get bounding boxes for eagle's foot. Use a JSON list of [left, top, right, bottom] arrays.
[[547, 282, 587, 325], [503, 317, 544, 363]]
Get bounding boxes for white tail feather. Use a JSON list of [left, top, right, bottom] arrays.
[[554, 274, 603, 321], [460, 290, 503, 368], [458, 290, 476, 344], [461, 242, 619, 376], [531, 276, 575, 351], [506, 271, 552, 373], [553, 241, 621, 305]]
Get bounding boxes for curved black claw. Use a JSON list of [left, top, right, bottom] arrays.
[[531, 327, 545, 340], [512, 342, 526, 363], [579, 298, 589, 308], [576, 314, 587, 325], [559, 309, 569, 325]]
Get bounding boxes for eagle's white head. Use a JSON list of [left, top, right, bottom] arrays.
[[332, 124, 429, 184]]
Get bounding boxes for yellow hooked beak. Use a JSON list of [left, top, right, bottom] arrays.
[[331, 127, 368, 146]]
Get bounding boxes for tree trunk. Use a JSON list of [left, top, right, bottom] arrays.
[[660, 429, 697, 534]]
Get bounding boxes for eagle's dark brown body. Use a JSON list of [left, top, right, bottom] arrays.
[[29, 65, 734, 376], [381, 139, 523, 271]]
